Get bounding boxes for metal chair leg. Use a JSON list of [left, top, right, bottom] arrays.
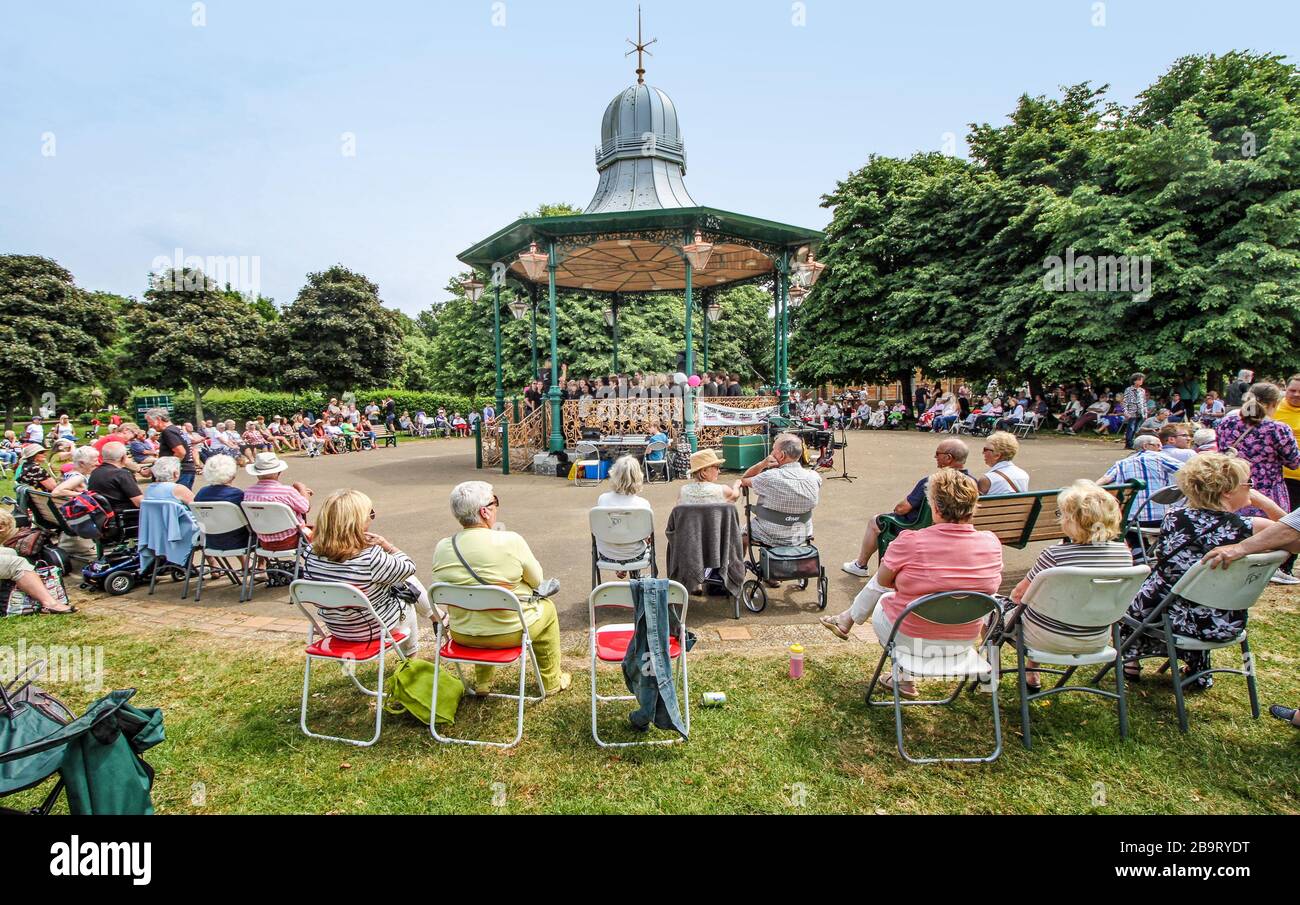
[[1017, 630, 1032, 750], [1242, 637, 1260, 719], [1164, 618, 1190, 733]]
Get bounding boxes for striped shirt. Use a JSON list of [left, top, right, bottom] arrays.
[[1122, 385, 1147, 419], [1022, 541, 1136, 642], [1102, 451, 1182, 523], [242, 479, 310, 543], [300, 546, 418, 642]]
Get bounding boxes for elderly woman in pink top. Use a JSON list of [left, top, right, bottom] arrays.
[[821, 468, 1003, 698]]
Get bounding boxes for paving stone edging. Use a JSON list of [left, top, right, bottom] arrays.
[[77, 594, 881, 654]]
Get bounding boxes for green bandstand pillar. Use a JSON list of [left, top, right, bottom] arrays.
[[683, 241, 697, 452], [547, 241, 564, 453]]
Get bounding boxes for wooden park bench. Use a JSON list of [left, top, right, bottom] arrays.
[[877, 480, 1146, 558], [370, 429, 398, 449]]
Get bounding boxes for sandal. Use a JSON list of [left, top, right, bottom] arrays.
[[819, 615, 852, 641], [1122, 663, 1142, 684], [879, 674, 919, 700], [37, 605, 78, 615]]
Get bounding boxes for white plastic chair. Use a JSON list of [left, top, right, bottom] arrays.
[[427, 583, 546, 749], [291, 579, 409, 747], [240, 500, 309, 599], [643, 441, 671, 483], [1105, 551, 1285, 732], [588, 580, 690, 747], [865, 591, 1003, 764], [187, 501, 255, 601], [1005, 565, 1149, 748], [589, 507, 657, 588], [573, 442, 602, 487]]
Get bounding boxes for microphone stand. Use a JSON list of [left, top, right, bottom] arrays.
[[827, 423, 855, 483]]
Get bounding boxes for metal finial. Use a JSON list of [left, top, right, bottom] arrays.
[[625, 4, 657, 85]]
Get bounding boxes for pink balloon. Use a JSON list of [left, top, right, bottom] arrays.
[[688, 375, 702, 387]]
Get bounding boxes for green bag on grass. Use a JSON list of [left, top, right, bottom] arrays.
[[384, 659, 463, 726]]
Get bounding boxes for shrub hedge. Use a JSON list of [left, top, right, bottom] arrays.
[[170, 389, 498, 425]]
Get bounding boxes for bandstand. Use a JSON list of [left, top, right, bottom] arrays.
[[457, 13, 825, 473]]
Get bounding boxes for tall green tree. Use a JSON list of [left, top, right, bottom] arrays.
[[128, 267, 267, 424], [280, 265, 404, 392], [0, 255, 116, 429]]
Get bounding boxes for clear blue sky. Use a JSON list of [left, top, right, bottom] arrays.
[[1, 0, 1296, 314]]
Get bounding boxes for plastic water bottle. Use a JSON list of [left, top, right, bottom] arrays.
[[789, 644, 805, 679]]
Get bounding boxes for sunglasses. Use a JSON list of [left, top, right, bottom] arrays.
[[483, 496, 501, 511]]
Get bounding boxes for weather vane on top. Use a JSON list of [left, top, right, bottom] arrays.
[[626, 4, 658, 85]]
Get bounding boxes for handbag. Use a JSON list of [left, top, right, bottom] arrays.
[[4, 565, 68, 616], [384, 658, 463, 726]]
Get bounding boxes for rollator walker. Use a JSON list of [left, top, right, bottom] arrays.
[[740, 487, 827, 614]]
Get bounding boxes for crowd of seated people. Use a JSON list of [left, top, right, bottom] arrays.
[[8, 369, 1299, 735]]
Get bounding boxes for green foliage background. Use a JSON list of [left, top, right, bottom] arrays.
[[4, 52, 1300, 421]]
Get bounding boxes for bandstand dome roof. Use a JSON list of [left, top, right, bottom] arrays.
[[457, 19, 822, 296], [587, 83, 698, 213]]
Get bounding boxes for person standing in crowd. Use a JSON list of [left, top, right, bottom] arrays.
[[1224, 369, 1254, 410], [1273, 375, 1300, 515], [1215, 383, 1300, 517], [1122, 372, 1147, 450], [146, 408, 199, 490]]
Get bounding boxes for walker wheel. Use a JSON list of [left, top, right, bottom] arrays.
[[796, 578, 809, 591], [742, 579, 768, 614], [817, 571, 829, 611]]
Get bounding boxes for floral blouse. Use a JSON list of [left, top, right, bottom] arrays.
[[1215, 416, 1300, 515], [1123, 508, 1252, 670]]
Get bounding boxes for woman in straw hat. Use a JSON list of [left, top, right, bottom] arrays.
[[678, 448, 741, 506]]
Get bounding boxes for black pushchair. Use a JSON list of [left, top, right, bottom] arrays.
[[740, 487, 828, 614], [0, 663, 163, 815]]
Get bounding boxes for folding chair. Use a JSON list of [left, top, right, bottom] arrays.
[[865, 591, 1004, 764], [427, 583, 546, 749], [187, 501, 255, 602], [574, 442, 602, 487], [588, 580, 690, 747], [1098, 551, 1285, 733], [1013, 413, 1043, 439], [291, 580, 408, 747], [589, 507, 657, 589], [643, 441, 671, 483], [1000, 565, 1149, 748], [240, 501, 309, 600]]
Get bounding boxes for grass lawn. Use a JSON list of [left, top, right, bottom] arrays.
[[2, 600, 1298, 815]]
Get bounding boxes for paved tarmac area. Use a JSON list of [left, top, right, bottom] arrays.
[[95, 431, 1131, 633]]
